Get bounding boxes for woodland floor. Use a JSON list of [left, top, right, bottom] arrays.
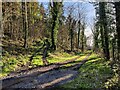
[[1, 39, 119, 90], [1, 53, 91, 89]]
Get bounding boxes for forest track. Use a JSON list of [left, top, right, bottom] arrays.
[[1, 56, 81, 80], [1, 53, 91, 89]]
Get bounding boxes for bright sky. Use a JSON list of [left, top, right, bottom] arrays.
[[83, 3, 95, 46], [38, 1, 96, 46]]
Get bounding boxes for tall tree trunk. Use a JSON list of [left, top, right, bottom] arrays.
[[0, 1, 2, 42], [10, 16, 13, 39], [51, 8, 57, 50], [22, 1, 28, 49], [10, 3, 13, 39], [81, 24, 84, 52], [94, 24, 99, 52], [70, 28, 73, 51], [50, 2, 62, 51], [115, 2, 120, 83], [78, 20, 80, 49], [27, 2, 30, 39], [112, 38, 115, 61], [115, 2, 120, 62], [99, 2, 110, 60], [70, 19, 76, 51]]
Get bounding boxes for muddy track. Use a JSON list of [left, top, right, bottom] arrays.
[[1, 53, 91, 89]]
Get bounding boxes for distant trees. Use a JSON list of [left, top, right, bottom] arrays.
[[2, 2, 21, 39], [2, 2, 46, 47], [2, 2, 88, 53], [65, 3, 86, 52], [67, 13, 76, 51]]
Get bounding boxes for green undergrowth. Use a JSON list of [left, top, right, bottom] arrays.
[[62, 55, 87, 67], [1, 51, 86, 78], [1, 55, 29, 77], [59, 53, 114, 89], [30, 52, 81, 67], [62, 52, 96, 68], [47, 52, 79, 64]]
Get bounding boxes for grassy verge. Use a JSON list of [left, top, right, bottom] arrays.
[[62, 55, 87, 67], [59, 53, 114, 89], [1, 51, 87, 78], [1, 55, 29, 77]]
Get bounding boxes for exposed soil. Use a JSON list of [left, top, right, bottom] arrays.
[[1, 53, 91, 89]]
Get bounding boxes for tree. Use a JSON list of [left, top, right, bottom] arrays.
[[70, 19, 76, 51], [50, 1, 63, 50], [92, 22, 99, 52], [0, 1, 2, 40], [115, 2, 120, 62], [22, 1, 28, 48], [77, 3, 85, 50], [80, 22, 85, 52], [99, 2, 110, 60], [114, 2, 120, 83], [77, 20, 81, 49]]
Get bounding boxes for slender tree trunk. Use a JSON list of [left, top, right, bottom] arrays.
[[94, 34, 99, 52], [81, 25, 84, 52], [10, 3, 13, 39], [0, 1, 2, 42], [78, 20, 80, 49], [94, 24, 99, 52], [22, 2, 25, 45], [100, 24, 106, 55], [22, 1, 28, 49], [10, 16, 13, 39], [27, 2, 30, 39], [112, 38, 115, 61], [70, 28, 73, 51]]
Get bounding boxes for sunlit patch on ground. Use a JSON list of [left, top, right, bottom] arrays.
[[58, 53, 116, 89]]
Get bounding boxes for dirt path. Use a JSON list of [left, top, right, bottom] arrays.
[[2, 56, 81, 79], [1, 53, 91, 89]]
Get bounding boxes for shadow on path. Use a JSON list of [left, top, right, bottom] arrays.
[[1, 53, 92, 89]]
